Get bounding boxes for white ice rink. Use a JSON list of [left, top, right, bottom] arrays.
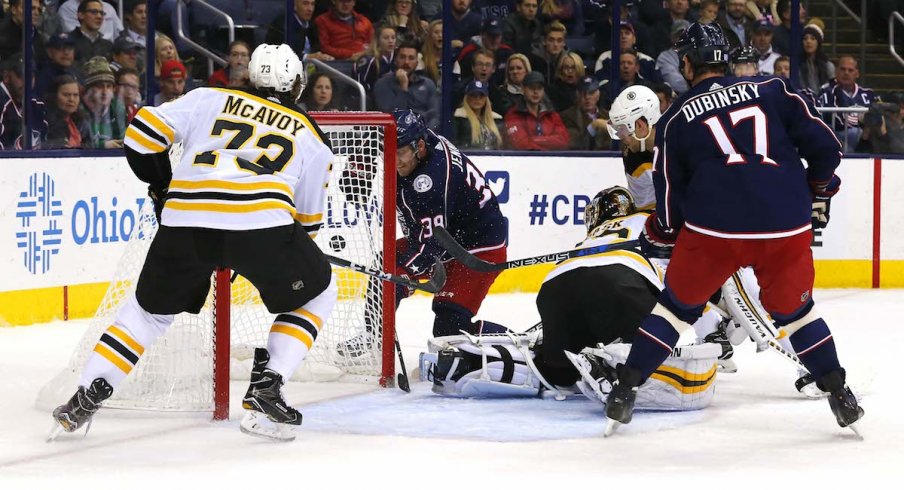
[[2, 290, 903, 487]]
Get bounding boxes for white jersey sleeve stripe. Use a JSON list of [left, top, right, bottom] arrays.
[[124, 126, 166, 153], [134, 107, 175, 144]]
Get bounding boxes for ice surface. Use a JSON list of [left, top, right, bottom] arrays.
[[1, 290, 902, 487]]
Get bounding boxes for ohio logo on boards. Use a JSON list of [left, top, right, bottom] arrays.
[[16, 173, 63, 274]]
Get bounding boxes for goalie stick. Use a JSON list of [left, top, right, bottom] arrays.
[[325, 255, 447, 294], [433, 227, 640, 272]]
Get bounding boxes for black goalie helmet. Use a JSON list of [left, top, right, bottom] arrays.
[[584, 186, 635, 233], [674, 22, 730, 71]]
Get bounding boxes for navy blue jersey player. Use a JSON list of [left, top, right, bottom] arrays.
[[340, 110, 509, 356], [392, 109, 509, 336], [603, 23, 864, 436]]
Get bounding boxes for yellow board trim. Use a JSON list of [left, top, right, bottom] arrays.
[[270, 324, 314, 349], [125, 126, 166, 153], [107, 325, 145, 356], [136, 108, 175, 143], [94, 344, 133, 374], [169, 179, 293, 196], [2, 261, 902, 327], [165, 200, 295, 214]]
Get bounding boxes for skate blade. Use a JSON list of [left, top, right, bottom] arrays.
[[46, 423, 65, 443], [846, 422, 864, 440], [603, 418, 621, 438], [240, 411, 297, 442]]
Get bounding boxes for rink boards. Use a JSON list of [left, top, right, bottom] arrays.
[[1, 154, 902, 326]]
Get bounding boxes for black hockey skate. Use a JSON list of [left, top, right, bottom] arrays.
[[48, 378, 113, 442], [818, 370, 864, 435], [704, 320, 737, 373], [603, 367, 643, 437], [240, 348, 302, 442]]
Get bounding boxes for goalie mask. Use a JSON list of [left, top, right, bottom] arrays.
[[584, 186, 636, 233]]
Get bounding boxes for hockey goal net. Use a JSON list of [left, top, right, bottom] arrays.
[[37, 112, 398, 420]]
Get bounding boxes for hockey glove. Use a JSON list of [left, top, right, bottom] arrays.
[[640, 212, 678, 259], [148, 185, 168, 222], [809, 175, 841, 230]]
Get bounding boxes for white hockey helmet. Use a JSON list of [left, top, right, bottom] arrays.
[[248, 43, 306, 101], [606, 85, 661, 140]]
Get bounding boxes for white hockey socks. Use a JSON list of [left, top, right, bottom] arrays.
[[266, 275, 336, 380], [79, 293, 174, 388]]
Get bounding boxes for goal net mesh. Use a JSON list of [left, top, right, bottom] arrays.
[[37, 120, 392, 413]]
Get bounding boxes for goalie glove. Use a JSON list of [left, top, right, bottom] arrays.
[[640, 212, 678, 258], [147, 185, 168, 222], [809, 174, 841, 230]]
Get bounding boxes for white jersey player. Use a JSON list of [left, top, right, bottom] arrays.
[[420, 187, 723, 412], [50, 44, 336, 442]]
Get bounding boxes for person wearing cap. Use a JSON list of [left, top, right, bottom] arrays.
[[503, 70, 569, 150], [110, 36, 141, 75], [79, 55, 126, 148], [655, 19, 690, 95], [503, 0, 542, 55], [314, 0, 375, 61], [751, 18, 781, 75], [593, 21, 660, 87], [0, 0, 45, 62], [528, 21, 568, 86], [380, 0, 428, 46], [69, 0, 114, 65], [36, 32, 79, 100], [799, 23, 834, 94], [560, 75, 611, 151], [373, 41, 439, 130], [453, 79, 503, 150], [717, 0, 753, 49], [448, 0, 482, 47], [0, 53, 48, 150], [154, 59, 187, 106], [456, 16, 513, 83], [59, 0, 123, 42]]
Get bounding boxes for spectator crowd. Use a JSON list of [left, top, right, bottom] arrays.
[[0, 0, 901, 152]]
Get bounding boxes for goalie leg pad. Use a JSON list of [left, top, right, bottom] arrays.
[[421, 334, 545, 397]]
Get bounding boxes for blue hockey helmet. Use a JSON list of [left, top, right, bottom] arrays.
[[674, 22, 730, 70], [393, 109, 428, 148]]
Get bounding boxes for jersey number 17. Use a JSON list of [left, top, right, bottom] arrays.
[[702, 106, 778, 166]]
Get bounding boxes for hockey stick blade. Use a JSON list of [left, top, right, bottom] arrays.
[[433, 227, 640, 272], [325, 255, 446, 293], [394, 330, 411, 393]]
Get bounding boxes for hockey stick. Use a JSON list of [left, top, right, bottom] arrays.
[[433, 227, 640, 273], [394, 330, 411, 392], [325, 255, 447, 294], [719, 272, 808, 372]]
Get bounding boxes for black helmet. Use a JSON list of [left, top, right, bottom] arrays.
[[730, 46, 759, 65], [584, 186, 635, 233], [674, 22, 730, 71]]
